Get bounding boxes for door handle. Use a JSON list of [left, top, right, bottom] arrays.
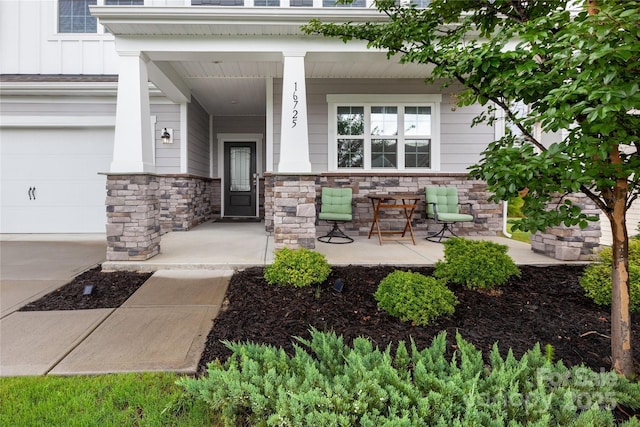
[[32, 187, 36, 200], [28, 187, 37, 200]]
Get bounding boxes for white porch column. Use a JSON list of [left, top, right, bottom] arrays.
[[278, 52, 311, 173], [110, 52, 155, 173]]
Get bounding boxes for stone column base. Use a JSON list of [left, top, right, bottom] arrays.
[[105, 174, 160, 261], [271, 174, 317, 249]]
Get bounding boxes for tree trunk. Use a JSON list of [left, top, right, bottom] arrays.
[[609, 188, 633, 376]]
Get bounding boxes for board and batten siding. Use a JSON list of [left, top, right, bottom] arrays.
[[187, 97, 210, 177], [0, 1, 119, 75], [272, 78, 492, 173]]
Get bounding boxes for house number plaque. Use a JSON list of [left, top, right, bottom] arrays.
[[292, 81, 299, 128]]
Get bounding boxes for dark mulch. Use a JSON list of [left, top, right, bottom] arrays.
[[198, 265, 640, 377], [19, 263, 639, 420], [19, 266, 152, 311]]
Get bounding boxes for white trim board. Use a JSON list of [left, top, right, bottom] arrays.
[[0, 116, 115, 127]]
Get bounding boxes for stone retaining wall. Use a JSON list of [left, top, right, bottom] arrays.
[[265, 173, 503, 239], [531, 193, 601, 261], [106, 174, 219, 261], [158, 175, 217, 233], [105, 172, 601, 262]]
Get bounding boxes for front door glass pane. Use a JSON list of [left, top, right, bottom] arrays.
[[230, 147, 251, 191]]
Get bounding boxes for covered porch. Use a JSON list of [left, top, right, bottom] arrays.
[[92, 5, 600, 265], [101, 220, 587, 272]]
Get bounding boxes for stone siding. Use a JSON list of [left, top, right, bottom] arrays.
[[270, 175, 317, 249], [265, 173, 503, 239], [158, 175, 217, 233], [105, 174, 161, 261], [531, 193, 601, 261]]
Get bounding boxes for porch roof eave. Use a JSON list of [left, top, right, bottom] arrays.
[[90, 5, 390, 37]]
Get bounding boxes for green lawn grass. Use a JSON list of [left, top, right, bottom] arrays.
[[0, 373, 217, 427], [506, 218, 531, 243]]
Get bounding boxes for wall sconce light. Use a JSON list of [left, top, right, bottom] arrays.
[[161, 128, 173, 144]]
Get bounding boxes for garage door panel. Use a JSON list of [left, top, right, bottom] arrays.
[[1, 206, 106, 233], [0, 127, 113, 233]]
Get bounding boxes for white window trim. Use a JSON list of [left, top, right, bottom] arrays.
[[326, 94, 441, 172], [54, 0, 147, 37]]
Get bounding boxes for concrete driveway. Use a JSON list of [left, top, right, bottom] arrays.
[[0, 235, 106, 318]]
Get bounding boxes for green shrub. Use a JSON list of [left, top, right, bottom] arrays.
[[374, 270, 458, 326], [507, 196, 525, 218], [264, 247, 331, 288], [434, 238, 521, 289], [179, 329, 640, 427], [580, 239, 640, 313]]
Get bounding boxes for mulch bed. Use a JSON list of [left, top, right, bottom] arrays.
[[18, 263, 639, 421], [19, 266, 152, 311], [197, 265, 640, 377], [20, 264, 639, 375]]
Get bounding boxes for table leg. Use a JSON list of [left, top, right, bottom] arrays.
[[401, 199, 417, 245]]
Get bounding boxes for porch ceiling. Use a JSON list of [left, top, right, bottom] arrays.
[[92, 6, 435, 116], [168, 53, 433, 116]]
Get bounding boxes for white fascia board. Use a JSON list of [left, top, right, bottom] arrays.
[[0, 81, 165, 98], [0, 82, 119, 96], [91, 6, 390, 26], [117, 36, 374, 58], [327, 94, 443, 103], [0, 116, 116, 127]]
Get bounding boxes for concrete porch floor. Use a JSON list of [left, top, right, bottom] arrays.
[[102, 220, 583, 272]]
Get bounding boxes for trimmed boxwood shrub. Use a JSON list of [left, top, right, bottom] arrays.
[[374, 270, 458, 326], [434, 237, 521, 290], [580, 239, 640, 313], [264, 247, 331, 288]]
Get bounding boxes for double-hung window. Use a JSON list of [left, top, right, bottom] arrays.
[[328, 95, 441, 171], [58, 0, 97, 33], [58, 0, 143, 34]]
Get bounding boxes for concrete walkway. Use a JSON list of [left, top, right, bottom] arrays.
[[0, 223, 586, 377]]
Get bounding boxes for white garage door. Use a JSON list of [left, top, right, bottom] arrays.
[[1, 127, 114, 233]]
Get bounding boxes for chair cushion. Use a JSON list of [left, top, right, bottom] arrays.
[[436, 213, 474, 222], [425, 186, 461, 217], [319, 212, 353, 221], [320, 187, 353, 220]]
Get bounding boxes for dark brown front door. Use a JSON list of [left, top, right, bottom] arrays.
[[224, 141, 257, 217]]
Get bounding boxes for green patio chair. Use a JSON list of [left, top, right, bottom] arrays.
[[317, 187, 354, 244], [425, 186, 474, 242]]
